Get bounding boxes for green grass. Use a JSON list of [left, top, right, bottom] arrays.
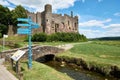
[[21, 61, 72, 80], [5, 35, 27, 42], [0, 45, 2, 52], [33, 41, 74, 46], [57, 41, 120, 68], [0, 45, 10, 52], [92, 41, 120, 47]]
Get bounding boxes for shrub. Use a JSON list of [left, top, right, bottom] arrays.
[[0, 33, 2, 38], [32, 33, 47, 42], [28, 32, 87, 42], [47, 33, 59, 42]]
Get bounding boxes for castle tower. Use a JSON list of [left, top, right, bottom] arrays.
[[44, 4, 52, 34], [45, 4, 52, 13], [71, 11, 73, 18]]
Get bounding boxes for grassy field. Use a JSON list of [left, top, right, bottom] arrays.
[[92, 41, 120, 47], [57, 41, 120, 68], [20, 61, 72, 80], [0, 35, 75, 51], [3, 40, 120, 79]]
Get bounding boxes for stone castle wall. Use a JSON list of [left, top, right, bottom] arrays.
[[27, 4, 78, 34]]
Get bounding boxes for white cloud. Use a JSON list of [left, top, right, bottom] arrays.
[[104, 24, 120, 29], [114, 12, 120, 17], [79, 18, 111, 27], [2, 0, 76, 12], [79, 28, 103, 38], [79, 26, 120, 38], [0, 0, 10, 6], [79, 18, 120, 38], [8, 7, 14, 10]]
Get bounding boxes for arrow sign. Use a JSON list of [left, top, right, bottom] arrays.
[[17, 28, 30, 34], [29, 22, 39, 28], [17, 18, 31, 22], [17, 23, 31, 27], [17, 17, 39, 69]]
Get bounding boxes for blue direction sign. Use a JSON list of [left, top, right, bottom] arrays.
[[17, 23, 31, 27], [17, 17, 39, 69], [17, 28, 30, 34], [29, 22, 39, 28], [17, 18, 31, 22]]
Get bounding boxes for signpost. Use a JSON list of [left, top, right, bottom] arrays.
[[17, 17, 39, 69], [2, 34, 8, 52]]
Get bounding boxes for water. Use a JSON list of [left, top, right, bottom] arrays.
[[44, 61, 117, 80]]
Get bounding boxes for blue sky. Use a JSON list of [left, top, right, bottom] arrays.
[[1, 0, 120, 38]]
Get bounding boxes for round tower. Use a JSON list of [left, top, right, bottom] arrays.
[[45, 4, 52, 13], [44, 4, 52, 34]]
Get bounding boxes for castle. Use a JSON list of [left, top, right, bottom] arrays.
[[8, 4, 78, 36], [28, 4, 78, 34]]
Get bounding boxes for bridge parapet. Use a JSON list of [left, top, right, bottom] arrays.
[[0, 46, 64, 61]]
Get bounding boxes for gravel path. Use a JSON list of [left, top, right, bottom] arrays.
[[56, 41, 92, 50], [0, 58, 18, 80]]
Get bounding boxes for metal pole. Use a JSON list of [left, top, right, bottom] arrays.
[[2, 36, 5, 52], [28, 17, 32, 69]]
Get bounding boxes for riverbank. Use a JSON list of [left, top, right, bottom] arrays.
[[55, 41, 120, 78]]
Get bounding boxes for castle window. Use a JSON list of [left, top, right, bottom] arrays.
[[62, 22, 65, 27], [75, 23, 77, 30], [55, 24, 59, 32], [46, 19, 48, 22], [68, 21, 70, 26], [52, 21, 55, 29], [69, 27, 71, 30]]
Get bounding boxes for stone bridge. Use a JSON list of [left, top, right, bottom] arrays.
[[0, 45, 64, 62]]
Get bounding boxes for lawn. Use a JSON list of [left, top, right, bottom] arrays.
[[92, 41, 120, 47], [21, 61, 72, 80], [57, 41, 120, 68], [5, 41, 120, 79]]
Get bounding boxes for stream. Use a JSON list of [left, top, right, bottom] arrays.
[[43, 60, 117, 80]]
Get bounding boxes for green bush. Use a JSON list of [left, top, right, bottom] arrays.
[[47, 33, 59, 42], [0, 24, 7, 35], [29, 32, 87, 42], [0, 33, 2, 38], [32, 33, 47, 42]]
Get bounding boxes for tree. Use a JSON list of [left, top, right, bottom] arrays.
[[0, 5, 27, 36], [0, 5, 12, 36], [12, 5, 27, 25], [11, 5, 27, 33]]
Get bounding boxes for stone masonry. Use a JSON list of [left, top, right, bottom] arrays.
[[7, 4, 78, 36], [27, 4, 78, 34]]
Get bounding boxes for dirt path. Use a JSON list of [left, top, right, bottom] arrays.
[[56, 41, 92, 50]]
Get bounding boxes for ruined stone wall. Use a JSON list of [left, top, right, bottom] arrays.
[[28, 4, 78, 34], [51, 13, 78, 33], [44, 4, 52, 34], [23, 4, 78, 35], [8, 25, 14, 36], [27, 12, 42, 34], [7, 4, 78, 36]]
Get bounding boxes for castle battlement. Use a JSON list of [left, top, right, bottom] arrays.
[[27, 4, 78, 34]]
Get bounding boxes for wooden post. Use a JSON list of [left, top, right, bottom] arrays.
[[16, 60, 24, 80], [16, 61, 18, 74], [11, 59, 14, 70], [19, 72, 24, 80]]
